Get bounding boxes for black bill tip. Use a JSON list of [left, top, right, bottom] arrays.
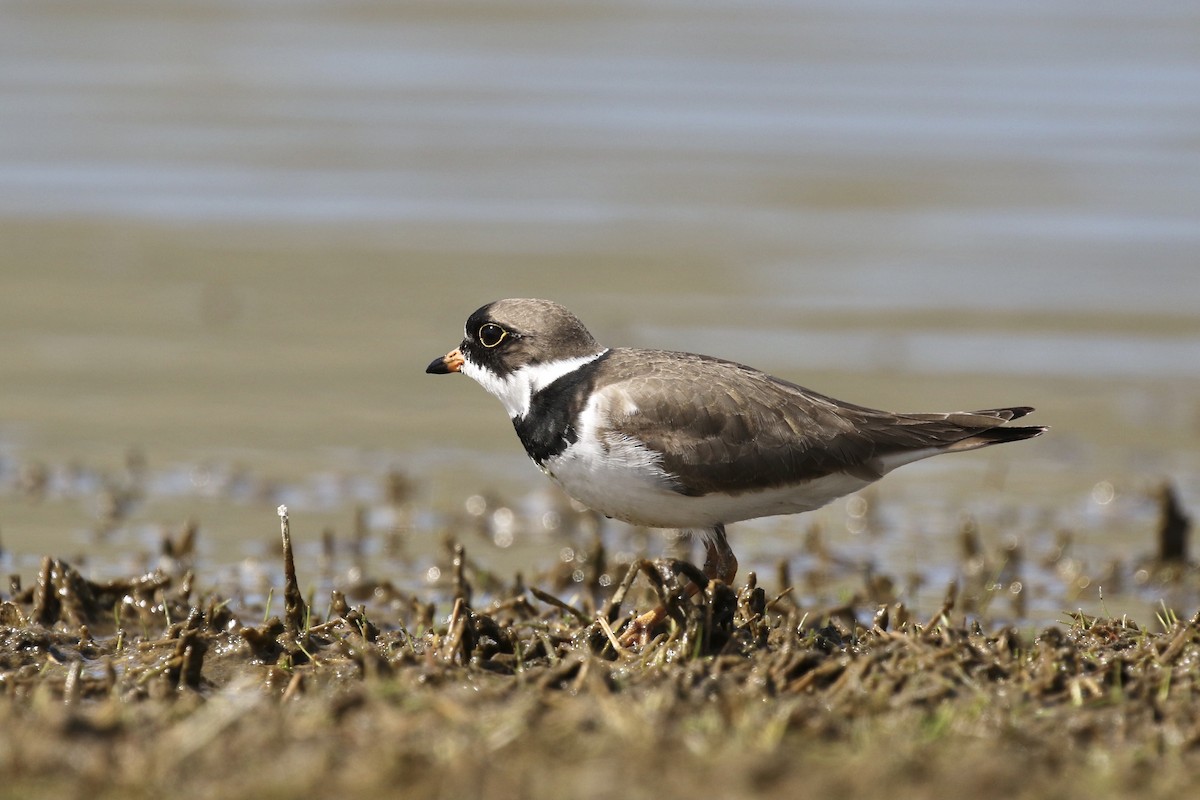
[[426, 348, 464, 374]]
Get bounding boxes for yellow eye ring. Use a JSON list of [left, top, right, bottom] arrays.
[[478, 323, 508, 348]]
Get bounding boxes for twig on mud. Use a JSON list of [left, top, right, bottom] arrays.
[[765, 585, 796, 612], [922, 580, 958, 632], [596, 615, 629, 657], [278, 505, 309, 647], [603, 560, 644, 623], [452, 542, 472, 607], [529, 586, 589, 624]]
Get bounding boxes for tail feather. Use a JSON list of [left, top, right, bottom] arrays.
[[852, 405, 1047, 477], [880, 406, 1047, 458], [944, 423, 1048, 453]]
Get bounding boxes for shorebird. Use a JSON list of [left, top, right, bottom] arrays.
[[427, 298, 1045, 635]]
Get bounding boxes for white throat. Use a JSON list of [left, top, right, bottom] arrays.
[[461, 350, 608, 420]]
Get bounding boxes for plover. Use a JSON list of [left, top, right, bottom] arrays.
[[427, 299, 1045, 621]]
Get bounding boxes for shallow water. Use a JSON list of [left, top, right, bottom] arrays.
[[1, 1, 1198, 625]]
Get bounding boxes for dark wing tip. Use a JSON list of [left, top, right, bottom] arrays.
[[947, 423, 1047, 452], [972, 406, 1036, 421], [1007, 424, 1049, 439]]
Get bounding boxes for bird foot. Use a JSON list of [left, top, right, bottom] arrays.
[[617, 604, 669, 648], [613, 558, 714, 648]]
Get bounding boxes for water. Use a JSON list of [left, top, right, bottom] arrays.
[[1, 1, 1198, 625]]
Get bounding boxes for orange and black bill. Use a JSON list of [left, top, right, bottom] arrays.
[[426, 348, 465, 374]]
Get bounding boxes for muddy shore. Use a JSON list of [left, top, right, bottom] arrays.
[[3, 493, 1198, 800]]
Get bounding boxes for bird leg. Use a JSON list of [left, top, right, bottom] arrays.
[[702, 524, 738, 585], [617, 525, 737, 647]]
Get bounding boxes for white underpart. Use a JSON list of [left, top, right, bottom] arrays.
[[460, 350, 609, 420], [541, 387, 881, 530]]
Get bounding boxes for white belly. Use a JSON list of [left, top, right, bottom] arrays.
[[541, 431, 871, 530]]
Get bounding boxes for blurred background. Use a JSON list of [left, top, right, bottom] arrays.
[[1, 1, 1197, 622]]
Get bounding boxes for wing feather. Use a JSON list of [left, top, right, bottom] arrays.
[[594, 349, 1043, 496]]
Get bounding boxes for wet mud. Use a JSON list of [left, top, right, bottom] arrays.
[[2, 486, 1199, 800]]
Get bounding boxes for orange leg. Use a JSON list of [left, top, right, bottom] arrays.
[[618, 525, 737, 647]]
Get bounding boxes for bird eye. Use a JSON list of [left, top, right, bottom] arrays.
[[477, 323, 508, 348]]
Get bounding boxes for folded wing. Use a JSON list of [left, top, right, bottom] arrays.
[[596, 349, 1045, 497]]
